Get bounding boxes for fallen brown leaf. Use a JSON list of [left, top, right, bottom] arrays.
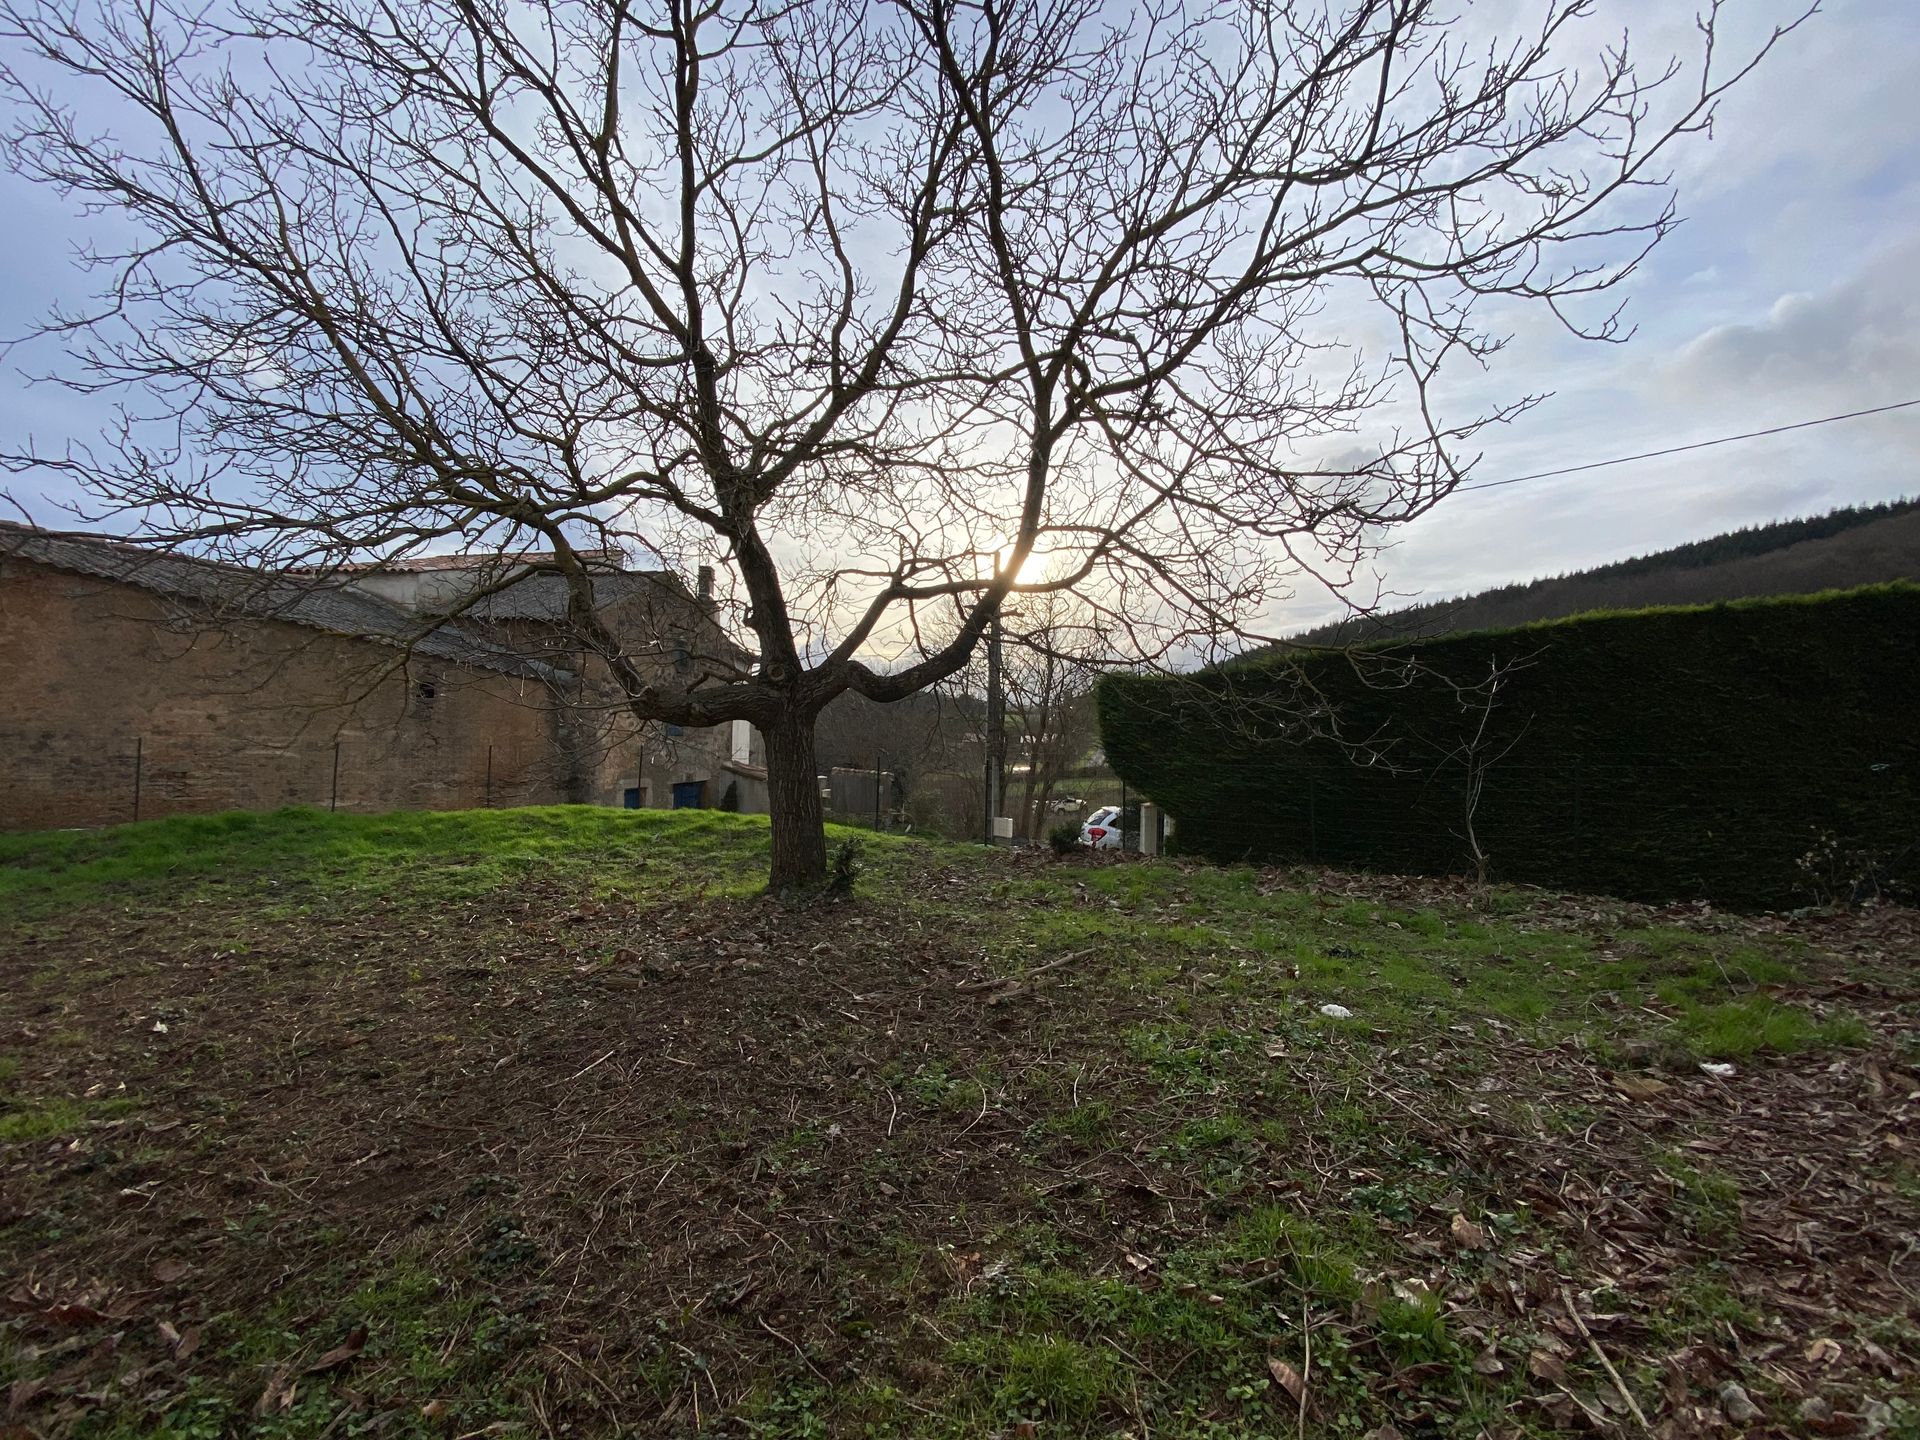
[[1614, 1075, 1670, 1101], [8, 1376, 50, 1416], [253, 1370, 297, 1417], [39, 1302, 117, 1328], [1450, 1214, 1489, 1251], [306, 1325, 368, 1374], [1529, 1350, 1568, 1384], [1803, 1337, 1842, 1365], [1268, 1356, 1306, 1404]]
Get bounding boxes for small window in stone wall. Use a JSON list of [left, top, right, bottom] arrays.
[[413, 678, 438, 716]]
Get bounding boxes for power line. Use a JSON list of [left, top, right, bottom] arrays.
[[1459, 397, 1920, 494]]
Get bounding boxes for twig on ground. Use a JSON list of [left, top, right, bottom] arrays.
[[1298, 1296, 1310, 1440], [954, 948, 1092, 992], [757, 1315, 831, 1383], [1561, 1284, 1650, 1432], [955, 1084, 992, 1138]]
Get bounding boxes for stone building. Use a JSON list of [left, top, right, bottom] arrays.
[[0, 523, 765, 831], [326, 547, 769, 813]]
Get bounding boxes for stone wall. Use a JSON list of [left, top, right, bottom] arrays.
[[0, 557, 568, 831], [503, 602, 760, 813]]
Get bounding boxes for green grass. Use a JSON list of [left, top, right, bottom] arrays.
[[950, 859, 1864, 1065], [0, 1092, 138, 1142], [909, 1204, 1485, 1438], [1656, 1153, 1745, 1242], [0, 805, 1895, 1440], [950, 1332, 1117, 1427], [0, 804, 908, 919], [1665, 992, 1870, 1059], [70, 1257, 538, 1440], [0, 1055, 138, 1141]]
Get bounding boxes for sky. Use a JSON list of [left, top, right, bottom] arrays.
[[1, 0, 1916, 639], [1273, 0, 1920, 629]]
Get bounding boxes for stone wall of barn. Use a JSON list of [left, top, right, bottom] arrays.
[[0, 557, 569, 831]]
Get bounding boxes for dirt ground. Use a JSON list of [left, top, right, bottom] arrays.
[[1, 822, 1916, 1439]]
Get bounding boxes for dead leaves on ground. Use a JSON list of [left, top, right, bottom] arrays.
[[3, 859, 1916, 1438]]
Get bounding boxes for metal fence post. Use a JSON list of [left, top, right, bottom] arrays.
[[485, 742, 494, 809], [132, 736, 142, 823], [1140, 802, 1160, 857], [983, 608, 1003, 845], [330, 741, 341, 812]]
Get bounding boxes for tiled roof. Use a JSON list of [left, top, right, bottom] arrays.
[[460, 570, 676, 623], [0, 522, 562, 681], [325, 547, 627, 574]]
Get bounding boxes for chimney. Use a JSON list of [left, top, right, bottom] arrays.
[[696, 564, 715, 603]]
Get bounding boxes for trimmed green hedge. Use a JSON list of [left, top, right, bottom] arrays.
[[1098, 585, 1920, 907]]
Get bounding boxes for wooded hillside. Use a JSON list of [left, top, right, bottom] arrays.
[[1292, 497, 1920, 645]]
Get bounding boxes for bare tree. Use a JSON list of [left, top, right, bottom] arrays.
[[1440, 653, 1534, 886], [0, 0, 1801, 889], [813, 684, 966, 816], [999, 595, 1101, 841]]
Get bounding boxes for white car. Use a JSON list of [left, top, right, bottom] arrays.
[[1080, 805, 1124, 850]]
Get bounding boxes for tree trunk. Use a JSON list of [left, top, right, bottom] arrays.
[[764, 709, 827, 894], [1020, 691, 1048, 843]]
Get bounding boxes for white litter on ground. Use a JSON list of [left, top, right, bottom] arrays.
[[1318, 1003, 1355, 1020]]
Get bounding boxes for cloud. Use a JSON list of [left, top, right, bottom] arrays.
[[1660, 240, 1920, 416]]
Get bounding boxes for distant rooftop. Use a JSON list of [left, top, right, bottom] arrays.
[[325, 547, 632, 574], [0, 522, 564, 681], [457, 571, 685, 623]]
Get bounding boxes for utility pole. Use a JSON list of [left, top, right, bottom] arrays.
[[983, 606, 1005, 846]]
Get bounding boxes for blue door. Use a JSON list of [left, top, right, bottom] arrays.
[[622, 787, 641, 809], [671, 780, 706, 809]]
